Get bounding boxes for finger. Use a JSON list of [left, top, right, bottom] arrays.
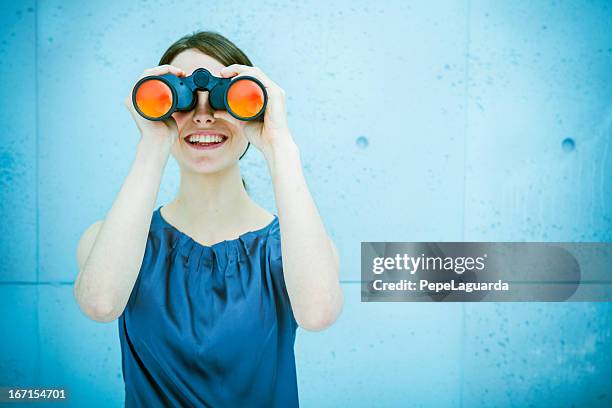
[[221, 65, 274, 86], [223, 66, 283, 97], [151, 64, 186, 76], [140, 64, 186, 80], [219, 64, 251, 77]]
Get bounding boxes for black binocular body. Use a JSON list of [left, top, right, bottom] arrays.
[[132, 68, 268, 122]]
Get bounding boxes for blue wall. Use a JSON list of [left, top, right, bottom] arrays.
[[1, 0, 611, 406]]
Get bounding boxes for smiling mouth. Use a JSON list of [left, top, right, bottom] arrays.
[[183, 134, 228, 150]]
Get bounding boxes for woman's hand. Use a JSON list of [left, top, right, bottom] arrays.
[[124, 65, 186, 152], [219, 65, 296, 160]]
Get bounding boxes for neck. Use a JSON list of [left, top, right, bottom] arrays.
[[170, 163, 251, 225]]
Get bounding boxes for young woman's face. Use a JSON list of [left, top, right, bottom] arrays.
[[168, 49, 249, 173]]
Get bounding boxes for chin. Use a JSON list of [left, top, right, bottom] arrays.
[[180, 158, 234, 175]]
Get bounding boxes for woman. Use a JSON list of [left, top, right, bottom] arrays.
[[73, 31, 343, 407]]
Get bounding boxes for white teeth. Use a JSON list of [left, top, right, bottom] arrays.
[[187, 134, 225, 143]]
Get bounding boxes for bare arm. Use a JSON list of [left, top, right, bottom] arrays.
[[267, 140, 344, 332], [73, 140, 169, 322], [73, 64, 185, 322], [218, 64, 344, 332]]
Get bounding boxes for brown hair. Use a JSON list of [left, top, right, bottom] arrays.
[[159, 30, 252, 191]]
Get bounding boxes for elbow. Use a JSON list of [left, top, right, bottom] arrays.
[[73, 284, 122, 323], [296, 293, 344, 332], [85, 302, 121, 323], [298, 314, 335, 332]]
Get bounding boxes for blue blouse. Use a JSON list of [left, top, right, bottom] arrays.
[[118, 206, 299, 407]]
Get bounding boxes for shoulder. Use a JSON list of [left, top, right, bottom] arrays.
[[248, 207, 279, 242], [260, 214, 281, 260], [264, 213, 280, 244], [267, 214, 280, 236], [79, 219, 104, 239]]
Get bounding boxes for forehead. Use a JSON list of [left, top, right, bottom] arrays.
[[169, 49, 226, 76]]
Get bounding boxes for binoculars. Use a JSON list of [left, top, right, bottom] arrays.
[[132, 67, 267, 122]]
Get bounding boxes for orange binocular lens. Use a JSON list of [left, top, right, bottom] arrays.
[[226, 78, 266, 120], [133, 79, 175, 119]]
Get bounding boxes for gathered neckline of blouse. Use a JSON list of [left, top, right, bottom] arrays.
[[154, 205, 278, 251]]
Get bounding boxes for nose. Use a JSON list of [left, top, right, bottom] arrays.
[[191, 90, 215, 125]]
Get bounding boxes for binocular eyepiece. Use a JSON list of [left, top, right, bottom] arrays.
[[132, 68, 267, 122]]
